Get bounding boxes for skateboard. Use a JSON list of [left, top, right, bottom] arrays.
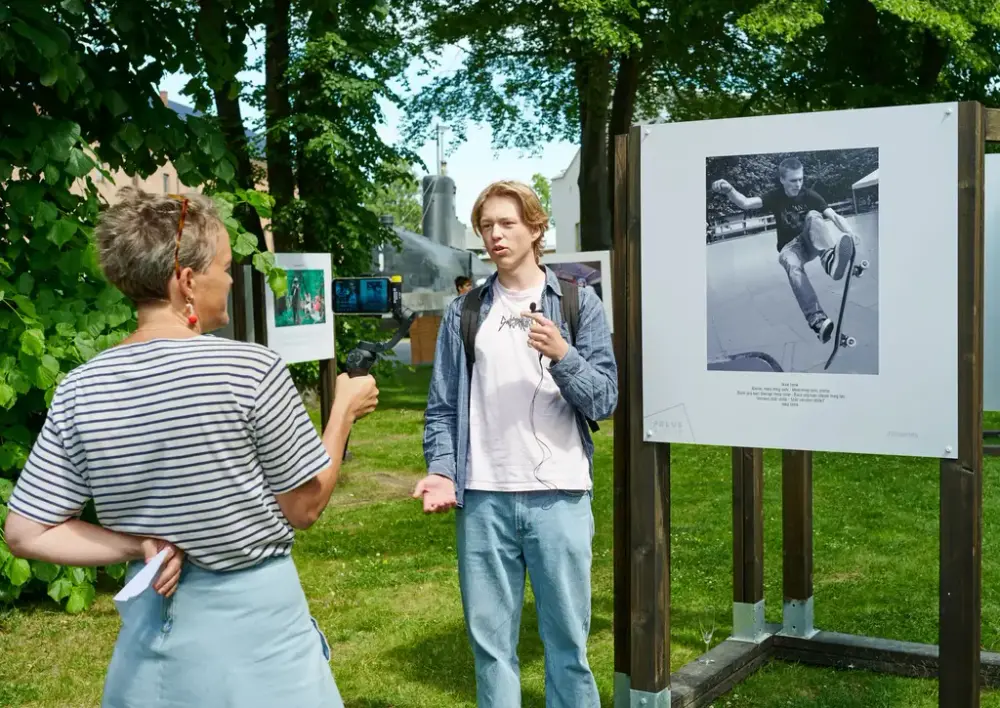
[[823, 251, 869, 371]]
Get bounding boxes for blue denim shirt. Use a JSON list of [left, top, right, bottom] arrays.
[[422, 266, 619, 508]]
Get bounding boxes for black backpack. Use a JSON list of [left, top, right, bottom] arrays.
[[459, 279, 600, 433]]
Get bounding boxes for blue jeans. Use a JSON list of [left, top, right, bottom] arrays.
[[456, 489, 599, 708], [103, 556, 342, 708]]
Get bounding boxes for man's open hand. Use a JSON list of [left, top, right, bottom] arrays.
[[413, 474, 457, 514], [520, 311, 570, 363]]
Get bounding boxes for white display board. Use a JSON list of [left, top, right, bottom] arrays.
[[541, 250, 614, 332], [264, 252, 335, 364], [640, 102, 959, 459], [985, 154, 1000, 412]]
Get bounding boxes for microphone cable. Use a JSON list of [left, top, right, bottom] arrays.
[[527, 301, 556, 492]]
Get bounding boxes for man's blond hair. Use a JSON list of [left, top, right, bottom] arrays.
[[470, 180, 549, 261]]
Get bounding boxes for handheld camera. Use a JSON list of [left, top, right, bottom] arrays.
[[331, 275, 417, 378], [331, 275, 416, 461]]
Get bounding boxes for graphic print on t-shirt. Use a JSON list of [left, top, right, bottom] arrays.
[[761, 186, 829, 252], [465, 279, 591, 493], [498, 313, 533, 332]]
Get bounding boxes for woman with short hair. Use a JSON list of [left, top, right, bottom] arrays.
[[4, 187, 377, 707]]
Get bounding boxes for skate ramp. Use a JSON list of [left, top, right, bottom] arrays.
[[705, 211, 879, 375]]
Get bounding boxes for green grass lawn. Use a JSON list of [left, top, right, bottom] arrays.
[[2, 366, 1000, 706]]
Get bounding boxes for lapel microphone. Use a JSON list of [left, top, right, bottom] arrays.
[[528, 301, 542, 362]]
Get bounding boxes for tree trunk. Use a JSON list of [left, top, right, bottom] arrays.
[[196, 0, 268, 346], [916, 30, 948, 92], [265, 0, 296, 251], [195, 0, 265, 248], [575, 54, 612, 252]]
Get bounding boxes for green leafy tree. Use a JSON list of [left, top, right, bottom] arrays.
[[367, 161, 425, 234], [182, 0, 420, 372], [531, 172, 553, 225], [401, 0, 758, 251], [734, 0, 1000, 112], [0, 0, 281, 612], [264, 0, 420, 371]]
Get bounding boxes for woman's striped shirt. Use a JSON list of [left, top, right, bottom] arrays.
[[7, 335, 332, 572]]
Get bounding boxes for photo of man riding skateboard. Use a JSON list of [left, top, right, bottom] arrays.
[[712, 157, 862, 344]]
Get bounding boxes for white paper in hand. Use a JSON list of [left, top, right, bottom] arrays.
[[113, 548, 169, 616]]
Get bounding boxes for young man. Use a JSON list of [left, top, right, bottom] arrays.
[[414, 180, 617, 707], [712, 156, 862, 342], [455, 275, 472, 295]]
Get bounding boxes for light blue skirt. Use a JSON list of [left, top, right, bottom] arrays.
[[101, 554, 343, 708]]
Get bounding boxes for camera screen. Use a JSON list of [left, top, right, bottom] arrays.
[[332, 277, 392, 315]]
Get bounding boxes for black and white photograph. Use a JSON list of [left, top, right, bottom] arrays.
[[705, 148, 880, 374], [542, 250, 614, 332], [640, 103, 957, 458]]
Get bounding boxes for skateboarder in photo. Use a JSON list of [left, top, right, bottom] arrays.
[[712, 157, 862, 343]]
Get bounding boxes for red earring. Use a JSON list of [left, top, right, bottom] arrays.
[[185, 302, 198, 326]]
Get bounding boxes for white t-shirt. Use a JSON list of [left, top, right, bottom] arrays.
[[465, 279, 591, 492]]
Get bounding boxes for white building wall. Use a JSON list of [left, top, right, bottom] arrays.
[[551, 149, 581, 253]]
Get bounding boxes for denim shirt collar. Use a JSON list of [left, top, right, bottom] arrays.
[[476, 265, 565, 301]]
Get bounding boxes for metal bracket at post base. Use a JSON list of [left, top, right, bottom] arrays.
[[732, 600, 771, 644], [614, 673, 631, 708], [631, 688, 671, 708], [614, 675, 671, 708], [780, 597, 818, 639]]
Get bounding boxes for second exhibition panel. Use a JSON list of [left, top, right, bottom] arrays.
[[639, 102, 959, 459], [264, 252, 336, 364]]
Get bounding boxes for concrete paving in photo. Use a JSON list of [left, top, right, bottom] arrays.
[[706, 211, 879, 375]]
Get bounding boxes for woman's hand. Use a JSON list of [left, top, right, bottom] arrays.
[[334, 373, 380, 422], [140, 538, 185, 598]]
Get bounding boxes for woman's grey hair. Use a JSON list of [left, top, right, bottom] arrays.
[[95, 187, 222, 303]]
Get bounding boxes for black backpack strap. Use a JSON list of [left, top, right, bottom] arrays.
[[558, 280, 600, 434], [560, 279, 580, 346], [460, 285, 485, 378]]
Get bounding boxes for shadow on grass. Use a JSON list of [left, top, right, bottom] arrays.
[[385, 595, 612, 702], [374, 366, 433, 411], [722, 659, 954, 708]]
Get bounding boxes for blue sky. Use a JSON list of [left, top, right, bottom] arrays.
[[158, 40, 579, 229]]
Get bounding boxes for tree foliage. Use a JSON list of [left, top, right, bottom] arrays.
[[366, 160, 425, 234], [0, 0, 281, 612], [726, 0, 1000, 115], [403, 0, 1000, 253], [531, 172, 553, 224], [401, 0, 762, 251]]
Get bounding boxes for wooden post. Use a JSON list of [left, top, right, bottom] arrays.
[[319, 252, 339, 432], [319, 359, 337, 431], [732, 447, 766, 642], [626, 124, 672, 707], [781, 449, 815, 639], [939, 100, 985, 708], [612, 133, 632, 708], [251, 268, 268, 347], [230, 263, 249, 342]]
